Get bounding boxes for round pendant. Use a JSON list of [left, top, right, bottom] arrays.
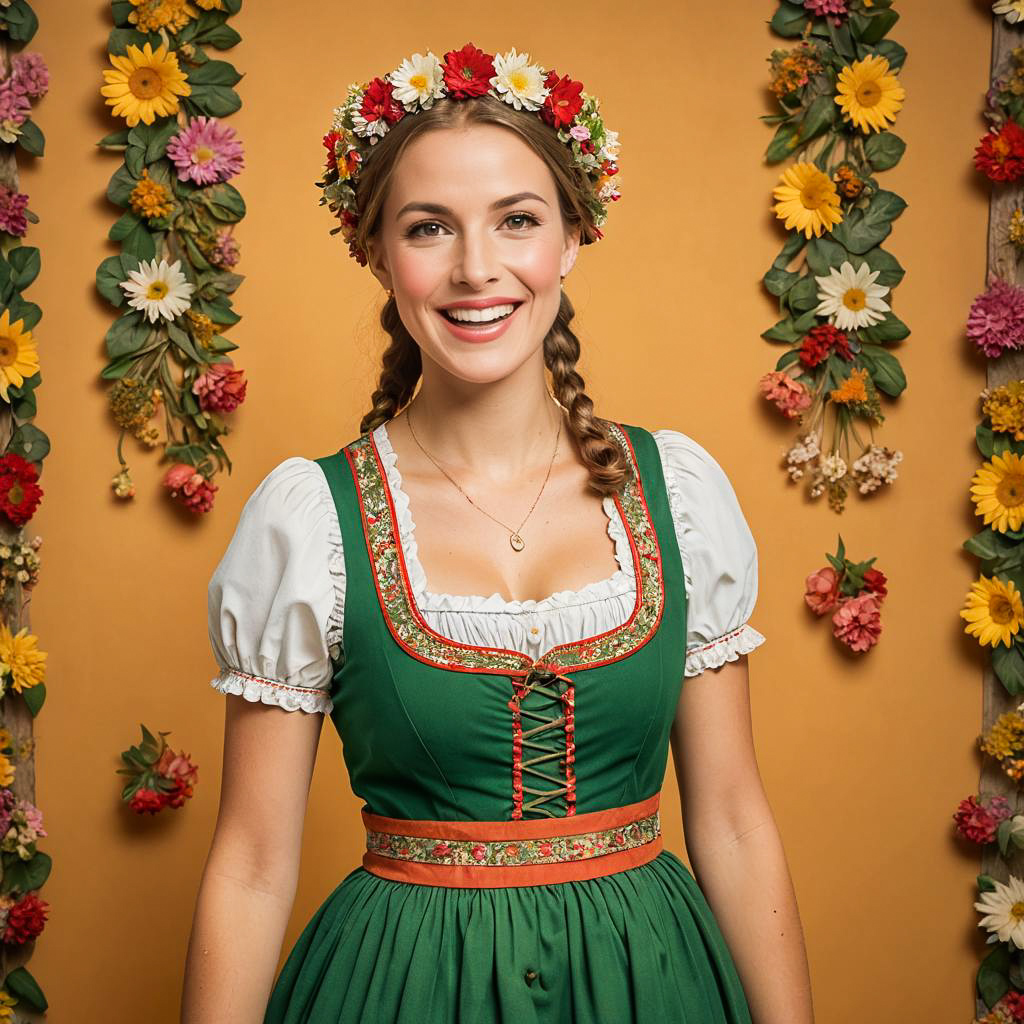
[[510, 532, 525, 552]]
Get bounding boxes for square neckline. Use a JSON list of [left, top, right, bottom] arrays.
[[374, 419, 636, 611]]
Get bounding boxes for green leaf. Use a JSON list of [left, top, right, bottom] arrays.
[[858, 245, 905, 289], [857, 315, 909, 344], [805, 237, 851, 277], [194, 182, 245, 223], [207, 334, 238, 353], [106, 165, 138, 208], [788, 274, 821, 313], [864, 132, 906, 172], [763, 266, 802, 297], [7, 424, 48, 466], [107, 26, 160, 54], [96, 255, 130, 308], [994, 642, 1024, 696], [146, 119, 181, 163], [187, 59, 243, 88], [769, 1, 809, 37], [196, 296, 240, 326], [97, 128, 131, 148], [774, 349, 802, 372], [2, 850, 50, 895], [1, 0, 38, 44], [762, 316, 802, 344], [119, 220, 157, 263], [796, 94, 836, 147], [765, 120, 801, 163], [3, 965, 47, 1013], [195, 22, 241, 49], [12, 387, 35, 421], [16, 118, 43, 158], [855, 8, 900, 45], [167, 320, 204, 362], [979, 873, 1000, 893], [100, 355, 139, 380], [867, 39, 907, 72], [858, 345, 906, 397], [125, 144, 145, 179], [830, 190, 907, 254], [978, 941, 1011, 1008], [978, 424, 996, 458], [6, 296, 40, 332], [105, 310, 150, 359], [183, 84, 242, 119], [964, 527, 1020, 562], [7, 246, 40, 292]]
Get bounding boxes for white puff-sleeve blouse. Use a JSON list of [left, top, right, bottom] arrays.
[[207, 424, 767, 714]]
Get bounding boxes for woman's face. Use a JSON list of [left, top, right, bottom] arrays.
[[367, 121, 580, 385]]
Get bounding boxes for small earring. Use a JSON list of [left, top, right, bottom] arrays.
[[386, 288, 394, 299]]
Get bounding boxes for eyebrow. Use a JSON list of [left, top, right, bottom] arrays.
[[395, 192, 550, 219]]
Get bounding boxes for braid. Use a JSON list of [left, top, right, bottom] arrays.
[[545, 291, 633, 496], [358, 298, 423, 436]]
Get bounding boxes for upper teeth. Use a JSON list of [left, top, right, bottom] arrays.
[[445, 304, 516, 323]]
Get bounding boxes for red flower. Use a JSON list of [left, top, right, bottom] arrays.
[[975, 119, 1024, 184], [471, 843, 487, 862], [431, 841, 451, 859], [442, 43, 495, 99], [4, 891, 48, 945], [0, 453, 42, 527], [953, 793, 1011, 844], [193, 362, 247, 413], [799, 324, 852, 368], [358, 77, 405, 130], [541, 70, 584, 129], [162, 463, 218, 515], [130, 787, 166, 814], [322, 130, 340, 172], [538, 842, 553, 857], [862, 567, 887, 601]]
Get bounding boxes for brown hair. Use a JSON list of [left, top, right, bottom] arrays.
[[352, 94, 632, 497]]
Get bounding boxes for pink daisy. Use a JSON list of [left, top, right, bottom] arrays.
[[967, 276, 1024, 358], [166, 116, 245, 186]]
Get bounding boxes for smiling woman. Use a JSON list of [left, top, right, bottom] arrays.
[[183, 41, 807, 1024]]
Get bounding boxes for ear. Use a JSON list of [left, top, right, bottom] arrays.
[[366, 235, 392, 292], [560, 223, 581, 279]]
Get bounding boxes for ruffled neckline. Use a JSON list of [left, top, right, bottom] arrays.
[[373, 421, 636, 614]]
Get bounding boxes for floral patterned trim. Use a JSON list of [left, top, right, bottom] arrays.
[[366, 808, 661, 868], [210, 667, 333, 714], [344, 421, 664, 676]]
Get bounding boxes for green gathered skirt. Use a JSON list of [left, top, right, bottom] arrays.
[[263, 849, 752, 1024]]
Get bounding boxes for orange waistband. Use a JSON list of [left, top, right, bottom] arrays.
[[360, 791, 662, 888]]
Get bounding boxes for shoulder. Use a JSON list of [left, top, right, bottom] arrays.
[[647, 427, 740, 503]]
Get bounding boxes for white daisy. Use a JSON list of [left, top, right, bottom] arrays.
[[814, 260, 890, 331], [389, 52, 445, 112], [119, 257, 195, 324], [489, 49, 548, 112], [975, 874, 1024, 948], [599, 127, 620, 163], [994, 1, 1024, 25]]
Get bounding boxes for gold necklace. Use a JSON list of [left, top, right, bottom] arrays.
[[405, 403, 561, 552]]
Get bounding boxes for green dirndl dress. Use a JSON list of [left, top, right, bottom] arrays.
[[263, 421, 753, 1024]]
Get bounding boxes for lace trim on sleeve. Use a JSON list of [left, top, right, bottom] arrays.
[[684, 623, 766, 678], [210, 667, 332, 714], [310, 462, 345, 664]]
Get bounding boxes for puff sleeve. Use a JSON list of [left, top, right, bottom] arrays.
[[652, 429, 767, 678], [207, 456, 346, 713]]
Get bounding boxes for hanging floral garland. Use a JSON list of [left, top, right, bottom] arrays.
[[96, 0, 245, 516], [760, 0, 907, 514]]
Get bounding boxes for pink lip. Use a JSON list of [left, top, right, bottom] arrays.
[[436, 299, 523, 344], [437, 297, 525, 310]]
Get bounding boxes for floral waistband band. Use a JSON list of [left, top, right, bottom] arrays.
[[360, 791, 663, 888]]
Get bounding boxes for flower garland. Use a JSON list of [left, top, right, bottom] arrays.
[[96, 0, 246, 516], [761, 0, 907, 513], [0, 5, 53, 1021]]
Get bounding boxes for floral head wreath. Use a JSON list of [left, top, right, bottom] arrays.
[[317, 42, 622, 267]]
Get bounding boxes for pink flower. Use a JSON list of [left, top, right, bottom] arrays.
[[953, 793, 1011, 844], [758, 370, 812, 419], [209, 228, 239, 269], [431, 842, 451, 859], [10, 52, 49, 100], [804, 567, 840, 615], [166, 116, 245, 185], [0, 184, 28, 237], [0, 79, 30, 127], [831, 593, 882, 652], [162, 463, 218, 515], [803, 0, 849, 26], [967, 277, 1024, 358], [471, 843, 487, 862], [192, 362, 247, 413]]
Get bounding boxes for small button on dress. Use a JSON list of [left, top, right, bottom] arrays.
[[207, 419, 767, 1024]]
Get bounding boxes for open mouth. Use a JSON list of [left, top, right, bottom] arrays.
[[439, 303, 522, 326]]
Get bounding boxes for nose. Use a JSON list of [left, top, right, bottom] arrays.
[[452, 225, 501, 289]]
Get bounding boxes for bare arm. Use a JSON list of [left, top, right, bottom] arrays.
[[670, 655, 814, 1024], [180, 696, 325, 1023]]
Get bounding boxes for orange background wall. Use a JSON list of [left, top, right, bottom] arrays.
[[18, 1, 993, 1020]]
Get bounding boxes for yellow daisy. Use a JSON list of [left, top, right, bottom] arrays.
[[0, 623, 46, 693], [834, 55, 905, 134], [771, 161, 843, 239], [0, 308, 39, 403], [971, 451, 1024, 533], [961, 574, 1024, 648], [100, 41, 191, 128], [0, 755, 15, 789], [0, 989, 16, 1024]]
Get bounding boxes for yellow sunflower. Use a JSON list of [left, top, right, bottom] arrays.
[[834, 55, 905, 134], [0, 308, 38, 403], [771, 161, 844, 239], [0, 623, 46, 693], [971, 451, 1024, 533], [0, 755, 15, 789], [961, 574, 1024, 648], [100, 41, 191, 128]]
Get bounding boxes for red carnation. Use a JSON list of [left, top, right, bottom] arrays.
[[129, 787, 166, 815], [4, 891, 48, 945], [192, 362, 247, 413], [541, 70, 585, 129], [0, 453, 42, 527], [975, 119, 1024, 184], [799, 324, 853, 368], [442, 42, 495, 99], [359, 77, 405, 129], [163, 463, 218, 515], [862, 567, 887, 601]]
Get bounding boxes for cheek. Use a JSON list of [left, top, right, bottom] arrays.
[[390, 251, 441, 300]]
